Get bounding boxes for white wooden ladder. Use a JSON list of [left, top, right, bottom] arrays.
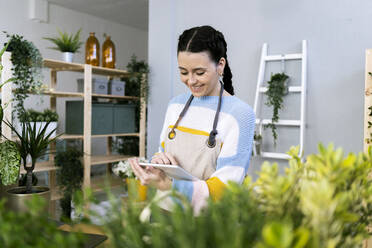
[[253, 40, 307, 160]]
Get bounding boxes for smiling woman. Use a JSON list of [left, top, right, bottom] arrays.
[[129, 25, 255, 214]]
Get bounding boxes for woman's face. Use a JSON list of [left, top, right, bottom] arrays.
[[177, 51, 224, 97]]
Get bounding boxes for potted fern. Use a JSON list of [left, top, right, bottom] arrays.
[[43, 29, 83, 62]]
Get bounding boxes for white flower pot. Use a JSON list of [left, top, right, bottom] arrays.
[[16, 122, 57, 138], [62, 52, 74, 63]]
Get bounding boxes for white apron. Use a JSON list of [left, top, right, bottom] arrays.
[[155, 82, 224, 211]]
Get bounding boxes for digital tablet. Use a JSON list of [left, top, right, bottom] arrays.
[[138, 162, 198, 181]]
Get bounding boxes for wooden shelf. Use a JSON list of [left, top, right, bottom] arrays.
[[30, 90, 140, 100], [51, 175, 124, 201], [43, 59, 130, 77], [91, 174, 124, 192], [42, 90, 84, 98], [92, 133, 140, 138], [92, 93, 139, 100], [91, 155, 131, 165], [58, 134, 84, 139], [58, 133, 140, 139], [19, 154, 132, 174], [1, 56, 147, 214], [20, 161, 57, 174]]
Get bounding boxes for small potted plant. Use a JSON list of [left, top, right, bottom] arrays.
[[18, 109, 59, 138], [2, 120, 60, 212], [55, 147, 84, 220], [43, 29, 83, 63], [112, 159, 147, 201]]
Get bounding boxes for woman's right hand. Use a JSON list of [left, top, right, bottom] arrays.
[[151, 152, 178, 165]]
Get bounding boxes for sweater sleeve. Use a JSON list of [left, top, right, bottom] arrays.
[[172, 104, 255, 212]]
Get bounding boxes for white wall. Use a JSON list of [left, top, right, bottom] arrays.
[[0, 0, 147, 170], [148, 0, 372, 177]]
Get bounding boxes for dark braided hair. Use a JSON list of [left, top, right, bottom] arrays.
[[177, 25, 234, 95]]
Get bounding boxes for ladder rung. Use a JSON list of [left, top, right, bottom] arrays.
[[260, 152, 291, 159], [259, 86, 302, 93], [255, 119, 301, 126], [264, 53, 302, 61]]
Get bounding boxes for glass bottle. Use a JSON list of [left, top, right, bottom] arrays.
[[85, 32, 100, 66], [102, 36, 116, 68]]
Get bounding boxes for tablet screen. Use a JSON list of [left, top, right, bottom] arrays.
[[139, 162, 198, 181]]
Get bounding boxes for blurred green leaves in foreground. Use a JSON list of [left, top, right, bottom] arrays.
[[2, 143, 372, 248], [0, 196, 85, 248]]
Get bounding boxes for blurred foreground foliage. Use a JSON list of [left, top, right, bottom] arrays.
[[2, 143, 372, 248]]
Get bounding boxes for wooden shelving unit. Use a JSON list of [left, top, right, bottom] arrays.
[[1, 55, 147, 205]]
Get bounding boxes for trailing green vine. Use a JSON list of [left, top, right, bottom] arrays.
[[265, 72, 289, 145], [5, 32, 43, 119]]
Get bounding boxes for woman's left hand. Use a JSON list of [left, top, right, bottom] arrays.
[[128, 157, 172, 191]]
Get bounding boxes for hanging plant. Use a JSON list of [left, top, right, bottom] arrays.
[[264, 72, 289, 145], [4, 32, 43, 119]]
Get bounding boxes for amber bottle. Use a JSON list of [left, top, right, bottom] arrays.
[[85, 32, 100, 66], [102, 36, 116, 68]]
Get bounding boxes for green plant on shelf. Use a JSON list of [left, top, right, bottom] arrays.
[[43, 28, 83, 53], [3, 120, 60, 193], [4, 32, 43, 119], [264, 72, 289, 145], [19, 109, 59, 123], [55, 147, 83, 220]]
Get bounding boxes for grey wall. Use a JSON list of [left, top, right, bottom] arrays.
[[148, 0, 372, 177]]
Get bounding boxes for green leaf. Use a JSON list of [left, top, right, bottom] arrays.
[[262, 222, 293, 248]]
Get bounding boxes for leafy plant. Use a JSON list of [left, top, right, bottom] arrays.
[[3, 120, 60, 193], [84, 144, 372, 248], [43, 29, 83, 53], [0, 197, 85, 247], [0, 40, 20, 186], [19, 109, 59, 122], [55, 148, 83, 220], [0, 140, 20, 185], [0, 41, 14, 124], [5, 32, 43, 119], [254, 132, 262, 141], [264, 72, 289, 145], [126, 54, 149, 101]]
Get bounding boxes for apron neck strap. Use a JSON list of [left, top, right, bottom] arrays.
[[169, 81, 224, 145], [207, 81, 224, 147]]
